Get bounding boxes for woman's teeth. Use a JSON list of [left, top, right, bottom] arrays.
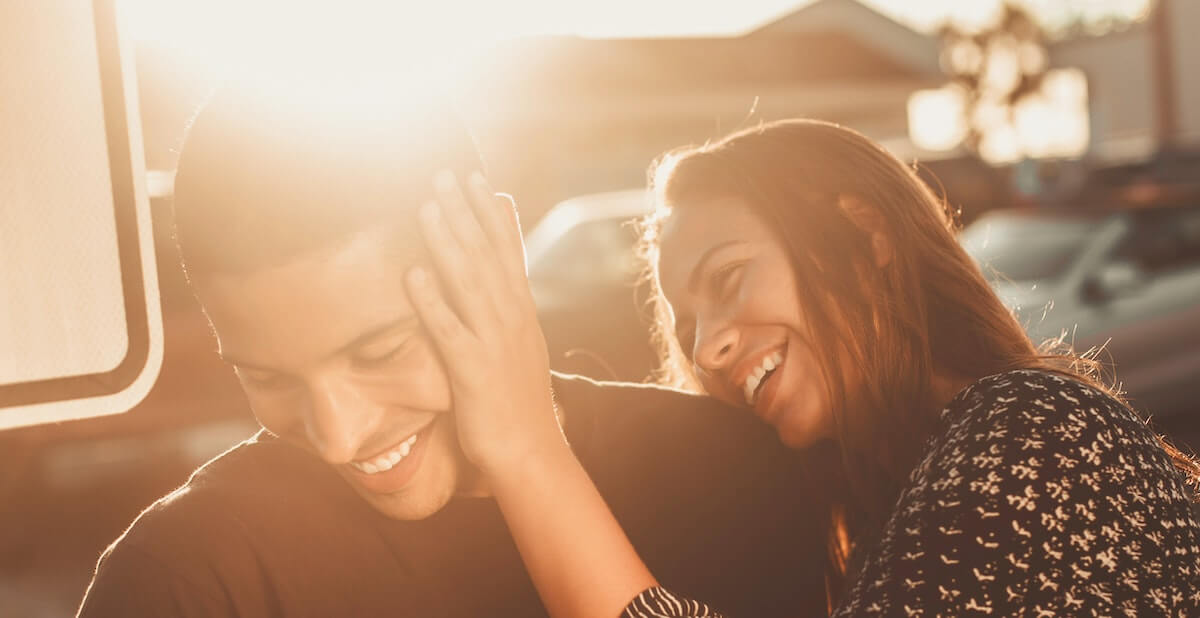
[[743, 350, 784, 406], [351, 433, 419, 475]]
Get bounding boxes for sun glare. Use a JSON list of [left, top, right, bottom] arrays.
[[118, 0, 572, 93]]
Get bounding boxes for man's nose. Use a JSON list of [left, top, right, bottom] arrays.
[[303, 378, 379, 465], [693, 318, 740, 374]]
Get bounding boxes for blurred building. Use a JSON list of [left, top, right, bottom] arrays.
[[462, 0, 950, 220], [1050, 0, 1200, 163], [462, 0, 1200, 220]]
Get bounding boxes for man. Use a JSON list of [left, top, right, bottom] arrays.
[[77, 75, 830, 617]]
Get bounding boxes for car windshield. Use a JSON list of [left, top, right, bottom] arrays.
[[528, 217, 641, 285], [960, 211, 1108, 283]]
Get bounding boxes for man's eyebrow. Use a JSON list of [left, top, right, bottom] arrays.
[[218, 316, 421, 370], [686, 240, 746, 294], [332, 316, 422, 356]]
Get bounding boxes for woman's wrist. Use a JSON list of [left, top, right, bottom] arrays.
[[483, 429, 577, 494]]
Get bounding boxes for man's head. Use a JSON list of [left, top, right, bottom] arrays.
[[173, 76, 483, 519]]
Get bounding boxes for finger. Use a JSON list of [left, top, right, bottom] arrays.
[[433, 170, 494, 270], [404, 266, 479, 387], [463, 177, 536, 321], [417, 200, 492, 333], [465, 172, 527, 283], [433, 170, 513, 312]]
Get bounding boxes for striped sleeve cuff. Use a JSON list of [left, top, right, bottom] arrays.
[[621, 586, 725, 618]]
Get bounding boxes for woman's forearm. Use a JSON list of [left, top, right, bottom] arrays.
[[488, 441, 658, 618]]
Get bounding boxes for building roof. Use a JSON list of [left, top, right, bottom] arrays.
[[753, 0, 941, 76], [469, 0, 941, 96]]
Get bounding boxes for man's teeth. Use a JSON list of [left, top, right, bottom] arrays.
[[352, 434, 419, 475], [743, 351, 784, 406]]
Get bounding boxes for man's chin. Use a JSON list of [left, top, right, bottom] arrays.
[[324, 415, 489, 520], [336, 445, 462, 521], [340, 429, 484, 520], [356, 483, 457, 520]]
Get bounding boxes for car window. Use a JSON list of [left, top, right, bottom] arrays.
[[960, 212, 1108, 282], [1110, 206, 1200, 275], [528, 217, 642, 286]]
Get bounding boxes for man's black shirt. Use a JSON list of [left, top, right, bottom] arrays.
[[77, 375, 829, 617]]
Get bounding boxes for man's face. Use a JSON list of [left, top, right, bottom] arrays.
[[195, 227, 473, 520]]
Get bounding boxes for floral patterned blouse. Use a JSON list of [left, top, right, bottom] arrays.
[[624, 370, 1200, 617]]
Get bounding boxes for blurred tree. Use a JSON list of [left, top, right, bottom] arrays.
[[929, 0, 1168, 164], [936, 2, 1050, 162]]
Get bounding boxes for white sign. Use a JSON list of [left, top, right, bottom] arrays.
[[0, 0, 163, 429]]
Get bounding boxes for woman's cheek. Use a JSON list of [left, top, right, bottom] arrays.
[[697, 372, 740, 410]]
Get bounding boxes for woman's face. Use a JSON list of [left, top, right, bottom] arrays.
[[657, 197, 836, 447]]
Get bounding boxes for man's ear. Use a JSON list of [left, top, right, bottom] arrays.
[[837, 194, 893, 268]]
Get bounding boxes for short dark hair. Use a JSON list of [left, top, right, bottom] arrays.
[[171, 74, 483, 277]]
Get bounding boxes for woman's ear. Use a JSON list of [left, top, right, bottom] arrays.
[[838, 194, 893, 268]]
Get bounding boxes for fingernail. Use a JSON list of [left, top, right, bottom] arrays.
[[433, 170, 456, 192], [409, 266, 427, 286], [420, 201, 439, 223]]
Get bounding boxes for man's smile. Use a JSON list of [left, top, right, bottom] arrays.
[[342, 419, 440, 495]]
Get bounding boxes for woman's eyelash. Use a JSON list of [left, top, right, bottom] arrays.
[[711, 262, 745, 297]]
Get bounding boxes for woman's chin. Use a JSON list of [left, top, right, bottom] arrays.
[[771, 407, 828, 449]]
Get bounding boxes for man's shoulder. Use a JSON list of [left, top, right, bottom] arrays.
[[551, 372, 714, 414], [549, 370, 812, 507], [108, 432, 294, 553], [551, 372, 760, 440], [78, 434, 305, 617], [550, 374, 832, 618]]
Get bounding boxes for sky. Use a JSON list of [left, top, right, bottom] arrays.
[[124, 0, 1154, 47]]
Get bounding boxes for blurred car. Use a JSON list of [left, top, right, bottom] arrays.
[[526, 190, 658, 382], [961, 203, 1200, 435]]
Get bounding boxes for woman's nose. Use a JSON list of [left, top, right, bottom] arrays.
[[693, 320, 739, 373]]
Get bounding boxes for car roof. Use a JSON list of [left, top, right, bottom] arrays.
[[972, 207, 1114, 223], [525, 189, 652, 264], [975, 198, 1200, 225]]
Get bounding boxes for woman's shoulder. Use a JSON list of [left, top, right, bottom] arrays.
[[939, 368, 1143, 442], [923, 368, 1188, 496], [850, 380, 1200, 617]]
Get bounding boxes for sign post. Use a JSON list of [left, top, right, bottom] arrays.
[[0, 0, 163, 429]]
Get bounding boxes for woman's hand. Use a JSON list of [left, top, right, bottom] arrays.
[[406, 170, 565, 479], [409, 172, 660, 618]]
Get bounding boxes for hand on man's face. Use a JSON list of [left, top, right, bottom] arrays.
[[196, 226, 474, 520], [405, 170, 561, 478]]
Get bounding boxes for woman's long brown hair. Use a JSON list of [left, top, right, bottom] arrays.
[[639, 119, 1200, 606]]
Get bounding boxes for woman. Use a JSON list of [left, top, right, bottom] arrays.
[[405, 120, 1200, 617]]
